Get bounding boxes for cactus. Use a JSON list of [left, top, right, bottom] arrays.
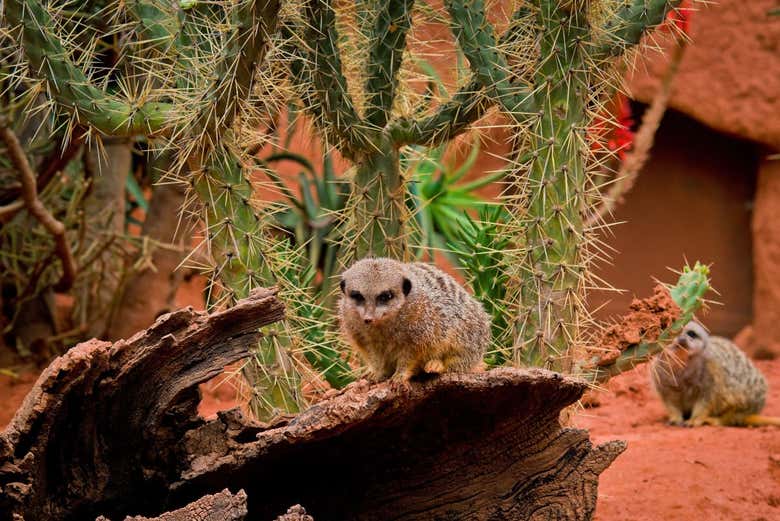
[[3, 0, 697, 419], [435, 0, 684, 371]]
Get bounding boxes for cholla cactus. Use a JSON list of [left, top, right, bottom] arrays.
[[3, 0, 702, 420], [438, 0, 689, 371], [284, 0, 693, 374]]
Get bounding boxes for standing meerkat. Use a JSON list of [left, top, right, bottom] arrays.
[[651, 321, 779, 427], [338, 257, 490, 383]]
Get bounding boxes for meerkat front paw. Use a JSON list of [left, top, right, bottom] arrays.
[[388, 370, 415, 391], [665, 413, 685, 426], [423, 359, 446, 375]]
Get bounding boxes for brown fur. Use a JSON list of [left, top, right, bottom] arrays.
[[338, 258, 490, 383], [651, 321, 775, 427]]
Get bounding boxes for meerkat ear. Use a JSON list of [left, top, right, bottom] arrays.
[[402, 277, 412, 296], [340, 279, 346, 294]]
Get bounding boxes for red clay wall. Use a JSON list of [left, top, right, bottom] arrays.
[[629, 0, 780, 150], [591, 109, 758, 338]]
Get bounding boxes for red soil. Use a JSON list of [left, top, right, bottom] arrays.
[[575, 359, 780, 521], [595, 285, 681, 367], [2, 358, 779, 520]]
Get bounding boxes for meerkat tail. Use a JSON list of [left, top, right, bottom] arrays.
[[743, 414, 780, 427]]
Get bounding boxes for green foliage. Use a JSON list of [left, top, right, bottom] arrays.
[[403, 136, 506, 261], [260, 151, 349, 297]]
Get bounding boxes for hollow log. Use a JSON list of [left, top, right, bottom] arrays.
[[0, 287, 284, 520], [0, 287, 624, 521]]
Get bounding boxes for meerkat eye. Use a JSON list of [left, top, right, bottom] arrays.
[[349, 291, 364, 303], [376, 291, 394, 305], [686, 330, 698, 339]]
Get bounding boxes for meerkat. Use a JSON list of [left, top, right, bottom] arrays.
[[338, 257, 490, 383], [651, 321, 779, 427]]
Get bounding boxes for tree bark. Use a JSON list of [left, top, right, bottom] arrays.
[[0, 287, 623, 521], [75, 139, 132, 338], [0, 287, 284, 521], [96, 489, 249, 521]]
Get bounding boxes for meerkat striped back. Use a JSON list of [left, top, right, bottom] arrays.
[[408, 262, 471, 307], [707, 337, 767, 413]]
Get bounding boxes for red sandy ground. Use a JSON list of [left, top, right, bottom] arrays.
[[1, 358, 779, 520], [575, 359, 780, 521]]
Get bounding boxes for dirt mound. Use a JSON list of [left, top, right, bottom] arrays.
[[596, 285, 681, 367]]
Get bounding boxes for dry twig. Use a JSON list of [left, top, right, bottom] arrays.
[[0, 199, 25, 222], [0, 118, 77, 290], [587, 38, 689, 227]]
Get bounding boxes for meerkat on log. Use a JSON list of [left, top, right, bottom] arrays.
[[651, 321, 779, 427], [338, 257, 490, 383]]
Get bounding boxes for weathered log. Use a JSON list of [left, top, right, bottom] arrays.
[[0, 287, 624, 521], [175, 371, 624, 521], [0, 287, 284, 520], [96, 489, 248, 521]]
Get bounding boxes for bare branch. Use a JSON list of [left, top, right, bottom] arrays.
[[0, 199, 25, 222], [0, 118, 77, 291], [587, 38, 688, 227]]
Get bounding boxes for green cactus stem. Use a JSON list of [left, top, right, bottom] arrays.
[[349, 135, 407, 260], [595, 0, 682, 58], [188, 0, 281, 143], [303, 0, 370, 156], [511, 2, 592, 371], [387, 78, 489, 146], [446, 0, 535, 119], [192, 147, 353, 419], [363, 0, 415, 128], [3, 0, 171, 136]]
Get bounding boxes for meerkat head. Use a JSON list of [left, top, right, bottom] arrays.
[[339, 258, 412, 325], [675, 321, 709, 353]]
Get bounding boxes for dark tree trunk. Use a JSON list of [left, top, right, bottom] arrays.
[[107, 178, 190, 341], [0, 288, 623, 521], [75, 139, 132, 338]]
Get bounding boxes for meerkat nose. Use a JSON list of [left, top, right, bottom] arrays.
[[364, 318, 373, 324]]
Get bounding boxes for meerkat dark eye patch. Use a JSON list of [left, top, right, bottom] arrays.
[[349, 290, 365, 303], [340, 279, 346, 293], [402, 277, 412, 296], [376, 290, 394, 305], [686, 330, 698, 339]]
